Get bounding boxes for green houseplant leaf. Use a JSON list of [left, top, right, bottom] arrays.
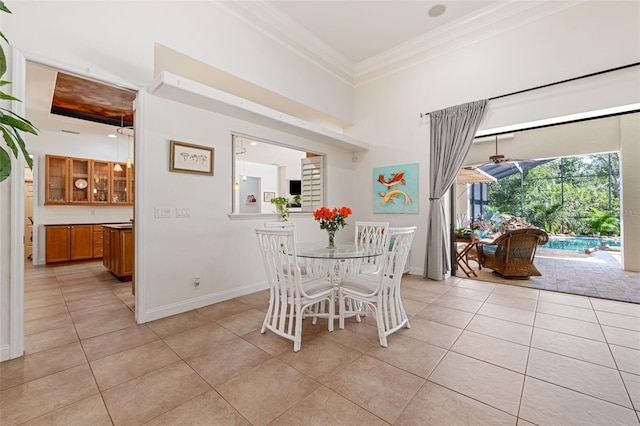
[[0, 1, 37, 182]]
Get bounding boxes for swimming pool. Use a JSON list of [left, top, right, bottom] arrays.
[[544, 236, 621, 252]]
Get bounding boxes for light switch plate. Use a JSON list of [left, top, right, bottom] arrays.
[[154, 208, 171, 218]]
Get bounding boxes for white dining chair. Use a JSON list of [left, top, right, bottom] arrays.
[[255, 227, 334, 352], [263, 221, 308, 276], [339, 226, 416, 347], [354, 221, 389, 274]]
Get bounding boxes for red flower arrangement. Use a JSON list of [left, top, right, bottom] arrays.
[[313, 206, 352, 232]]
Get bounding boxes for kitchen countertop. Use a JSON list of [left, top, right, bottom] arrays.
[[102, 223, 133, 229]]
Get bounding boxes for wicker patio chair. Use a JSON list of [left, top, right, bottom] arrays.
[[479, 228, 549, 278]]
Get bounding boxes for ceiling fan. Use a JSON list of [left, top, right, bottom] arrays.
[[478, 136, 531, 168]]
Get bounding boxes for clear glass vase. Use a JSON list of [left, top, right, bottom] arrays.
[[327, 229, 336, 248]]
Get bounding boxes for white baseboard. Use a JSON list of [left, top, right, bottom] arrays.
[[407, 266, 424, 276], [0, 344, 11, 362], [141, 280, 269, 323]]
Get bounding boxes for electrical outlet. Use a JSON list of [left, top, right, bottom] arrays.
[[176, 208, 191, 218], [194, 277, 200, 288]]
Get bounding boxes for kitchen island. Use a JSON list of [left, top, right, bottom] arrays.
[[102, 223, 133, 281]]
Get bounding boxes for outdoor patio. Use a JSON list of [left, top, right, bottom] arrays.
[[463, 248, 640, 304]]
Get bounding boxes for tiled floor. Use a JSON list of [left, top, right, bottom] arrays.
[[465, 248, 640, 304], [2, 261, 640, 425]]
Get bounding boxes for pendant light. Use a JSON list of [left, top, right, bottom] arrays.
[[114, 103, 124, 172], [242, 141, 247, 181], [126, 134, 132, 169]]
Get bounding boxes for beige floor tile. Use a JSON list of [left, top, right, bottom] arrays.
[[271, 386, 388, 426], [196, 299, 253, 321], [24, 312, 73, 336], [187, 337, 272, 386], [91, 340, 180, 390], [102, 361, 210, 426], [491, 283, 539, 300], [432, 294, 484, 313], [477, 303, 535, 326], [235, 290, 270, 310], [537, 301, 598, 323], [466, 315, 533, 346], [70, 302, 136, 339], [217, 358, 318, 426], [398, 316, 463, 349], [163, 322, 237, 359], [400, 286, 441, 303], [610, 344, 640, 375], [517, 419, 536, 426], [278, 335, 360, 381], [445, 286, 491, 302], [597, 310, 640, 332], [451, 330, 529, 373], [486, 293, 538, 311], [603, 325, 640, 350], [527, 348, 632, 408], [145, 389, 250, 425], [415, 303, 474, 329], [325, 321, 380, 352], [81, 324, 159, 362], [24, 287, 63, 300], [531, 328, 615, 368], [538, 290, 593, 308], [216, 308, 267, 336], [591, 298, 640, 318], [65, 292, 121, 312], [146, 310, 211, 338], [455, 278, 497, 292], [534, 312, 605, 341], [0, 342, 87, 390], [324, 355, 424, 423], [24, 294, 65, 310], [0, 364, 98, 425], [519, 377, 639, 426], [24, 325, 78, 354], [61, 286, 113, 302], [428, 351, 524, 416], [400, 298, 430, 317], [24, 302, 68, 321], [366, 334, 446, 379], [242, 329, 293, 355], [620, 372, 640, 411], [20, 394, 112, 426], [396, 381, 517, 426]]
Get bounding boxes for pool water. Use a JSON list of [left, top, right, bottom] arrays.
[[545, 236, 621, 252]]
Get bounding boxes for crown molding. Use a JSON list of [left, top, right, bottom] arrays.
[[215, 1, 355, 86], [354, 0, 585, 86], [217, 0, 585, 89]]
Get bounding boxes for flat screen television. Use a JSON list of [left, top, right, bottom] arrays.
[[289, 180, 301, 195]]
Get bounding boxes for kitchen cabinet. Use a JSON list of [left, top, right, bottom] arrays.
[[93, 225, 104, 258], [45, 155, 134, 205], [103, 224, 133, 280], [45, 224, 93, 263]]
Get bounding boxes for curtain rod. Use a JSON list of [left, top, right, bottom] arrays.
[[419, 62, 640, 118]]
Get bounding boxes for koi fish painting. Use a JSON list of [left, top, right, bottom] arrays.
[[373, 163, 418, 214]]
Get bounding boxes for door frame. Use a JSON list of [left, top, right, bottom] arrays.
[[8, 48, 141, 359]]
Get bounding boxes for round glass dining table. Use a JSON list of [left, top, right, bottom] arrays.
[[295, 242, 383, 285]]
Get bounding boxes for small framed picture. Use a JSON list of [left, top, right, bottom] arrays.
[[264, 192, 275, 202], [169, 140, 214, 175]]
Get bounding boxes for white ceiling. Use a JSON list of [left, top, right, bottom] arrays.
[[265, 0, 497, 64]]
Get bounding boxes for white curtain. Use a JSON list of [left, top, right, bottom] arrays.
[[425, 100, 488, 280]]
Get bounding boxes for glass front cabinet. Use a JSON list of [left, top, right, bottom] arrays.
[[45, 155, 134, 205]]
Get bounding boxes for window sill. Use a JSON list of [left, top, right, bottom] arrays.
[[228, 212, 312, 221]]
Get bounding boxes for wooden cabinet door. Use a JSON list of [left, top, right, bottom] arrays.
[[103, 228, 111, 269], [121, 230, 134, 276], [70, 158, 90, 204], [91, 160, 110, 204], [111, 164, 128, 204], [70, 225, 93, 260], [45, 155, 69, 204], [92, 225, 104, 258], [46, 226, 71, 263]]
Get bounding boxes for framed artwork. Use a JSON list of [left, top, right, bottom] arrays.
[[264, 191, 275, 202], [373, 162, 419, 214], [169, 140, 214, 175]]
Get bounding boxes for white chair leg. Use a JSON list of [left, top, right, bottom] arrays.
[[338, 291, 346, 330]]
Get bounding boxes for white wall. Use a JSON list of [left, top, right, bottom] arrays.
[[348, 0, 640, 275], [620, 114, 640, 272], [137, 93, 356, 320]]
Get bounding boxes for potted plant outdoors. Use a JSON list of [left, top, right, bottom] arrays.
[[0, 2, 38, 182], [270, 196, 290, 221]]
